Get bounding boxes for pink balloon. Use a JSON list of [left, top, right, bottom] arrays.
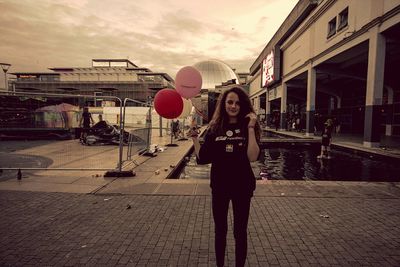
[[175, 66, 202, 99], [154, 89, 183, 119]]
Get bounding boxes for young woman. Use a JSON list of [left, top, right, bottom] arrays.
[[188, 86, 260, 267]]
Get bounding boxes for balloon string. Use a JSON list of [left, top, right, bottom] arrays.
[[194, 106, 207, 120]]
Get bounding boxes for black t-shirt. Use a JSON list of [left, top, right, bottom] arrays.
[[321, 129, 332, 146], [197, 123, 257, 196]]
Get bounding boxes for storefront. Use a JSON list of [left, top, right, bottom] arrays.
[[249, 0, 400, 147]]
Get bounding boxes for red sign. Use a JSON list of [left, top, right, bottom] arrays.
[[262, 50, 274, 88]]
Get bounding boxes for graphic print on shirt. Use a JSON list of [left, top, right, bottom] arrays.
[[215, 127, 246, 153], [226, 144, 233, 152]]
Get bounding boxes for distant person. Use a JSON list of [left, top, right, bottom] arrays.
[[92, 114, 107, 129], [333, 117, 341, 133], [273, 114, 279, 131], [171, 119, 180, 139], [296, 117, 300, 132], [79, 107, 94, 142], [188, 86, 260, 267], [286, 118, 291, 131], [317, 122, 333, 159], [325, 118, 334, 135]]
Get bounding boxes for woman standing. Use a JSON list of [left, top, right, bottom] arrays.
[[189, 86, 260, 267]]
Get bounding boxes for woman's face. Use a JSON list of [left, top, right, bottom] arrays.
[[225, 92, 240, 118]]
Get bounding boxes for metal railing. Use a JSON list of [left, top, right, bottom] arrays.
[[0, 91, 142, 176], [122, 98, 153, 162]]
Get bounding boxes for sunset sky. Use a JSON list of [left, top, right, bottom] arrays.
[[0, 0, 298, 85]]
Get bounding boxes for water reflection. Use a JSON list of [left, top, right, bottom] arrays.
[[261, 131, 287, 138], [257, 147, 399, 181], [179, 146, 400, 182]]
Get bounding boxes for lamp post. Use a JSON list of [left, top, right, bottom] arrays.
[[0, 63, 11, 91]]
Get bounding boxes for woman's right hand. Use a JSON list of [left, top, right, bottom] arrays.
[[245, 112, 257, 128], [187, 127, 200, 138], [187, 118, 199, 138]]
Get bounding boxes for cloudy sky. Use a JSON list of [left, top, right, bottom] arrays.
[[0, 0, 298, 85]]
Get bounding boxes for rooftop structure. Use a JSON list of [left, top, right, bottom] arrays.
[[10, 59, 174, 106]]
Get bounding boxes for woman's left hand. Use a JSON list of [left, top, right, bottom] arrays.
[[245, 112, 257, 127]]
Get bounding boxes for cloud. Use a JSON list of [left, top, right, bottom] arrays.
[[0, 0, 297, 81]]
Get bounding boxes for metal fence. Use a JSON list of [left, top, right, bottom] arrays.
[[0, 91, 153, 176], [123, 98, 152, 161], [127, 128, 150, 159]]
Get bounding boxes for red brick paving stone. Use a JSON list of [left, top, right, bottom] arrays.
[[194, 183, 211, 195], [101, 182, 160, 194], [0, 191, 400, 266], [156, 183, 196, 195]]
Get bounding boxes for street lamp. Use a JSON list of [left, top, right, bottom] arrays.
[[0, 62, 11, 91]]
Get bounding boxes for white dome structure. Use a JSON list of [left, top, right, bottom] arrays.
[[193, 59, 239, 90]]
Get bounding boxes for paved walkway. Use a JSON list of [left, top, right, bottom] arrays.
[[1, 190, 400, 266], [1, 130, 400, 266]]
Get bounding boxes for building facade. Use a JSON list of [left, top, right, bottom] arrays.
[[9, 59, 174, 106], [248, 0, 400, 147]]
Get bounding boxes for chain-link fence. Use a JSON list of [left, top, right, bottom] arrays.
[[122, 98, 152, 161], [0, 92, 154, 176]]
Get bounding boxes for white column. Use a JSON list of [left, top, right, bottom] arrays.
[[306, 65, 316, 136], [255, 97, 260, 114], [280, 83, 287, 130], [266, 89, 271, 127], [364, 27, 386, 147], [385, 87, 393, 136]]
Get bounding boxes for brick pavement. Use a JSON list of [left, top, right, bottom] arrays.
[[1, 190, 400, 266], [1, 129, 400, 266]]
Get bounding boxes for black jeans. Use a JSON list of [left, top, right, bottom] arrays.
[[212, 193, 252, 267]]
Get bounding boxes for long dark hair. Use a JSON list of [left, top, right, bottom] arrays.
[[208, 86, 260, 140]]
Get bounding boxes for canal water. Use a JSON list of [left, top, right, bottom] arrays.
[[178, 145, 400, 182]]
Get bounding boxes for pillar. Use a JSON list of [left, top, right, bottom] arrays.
[[306, 66, 316, 136], [364, 27, 385, 147], [266, 90, 271, 126], [280, 83, 287, 130], [385, 87, 393, 136]]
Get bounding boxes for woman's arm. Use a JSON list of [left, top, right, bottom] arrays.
[[191, 135, 201, 158], [190, 128, 213, 164], [246, 113, 260, 162], [247, 127, 260, 162]]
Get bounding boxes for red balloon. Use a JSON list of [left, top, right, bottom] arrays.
[[154, 89, 183, 119]]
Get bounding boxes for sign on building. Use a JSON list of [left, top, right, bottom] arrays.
[[262, 50, 275, 87]]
